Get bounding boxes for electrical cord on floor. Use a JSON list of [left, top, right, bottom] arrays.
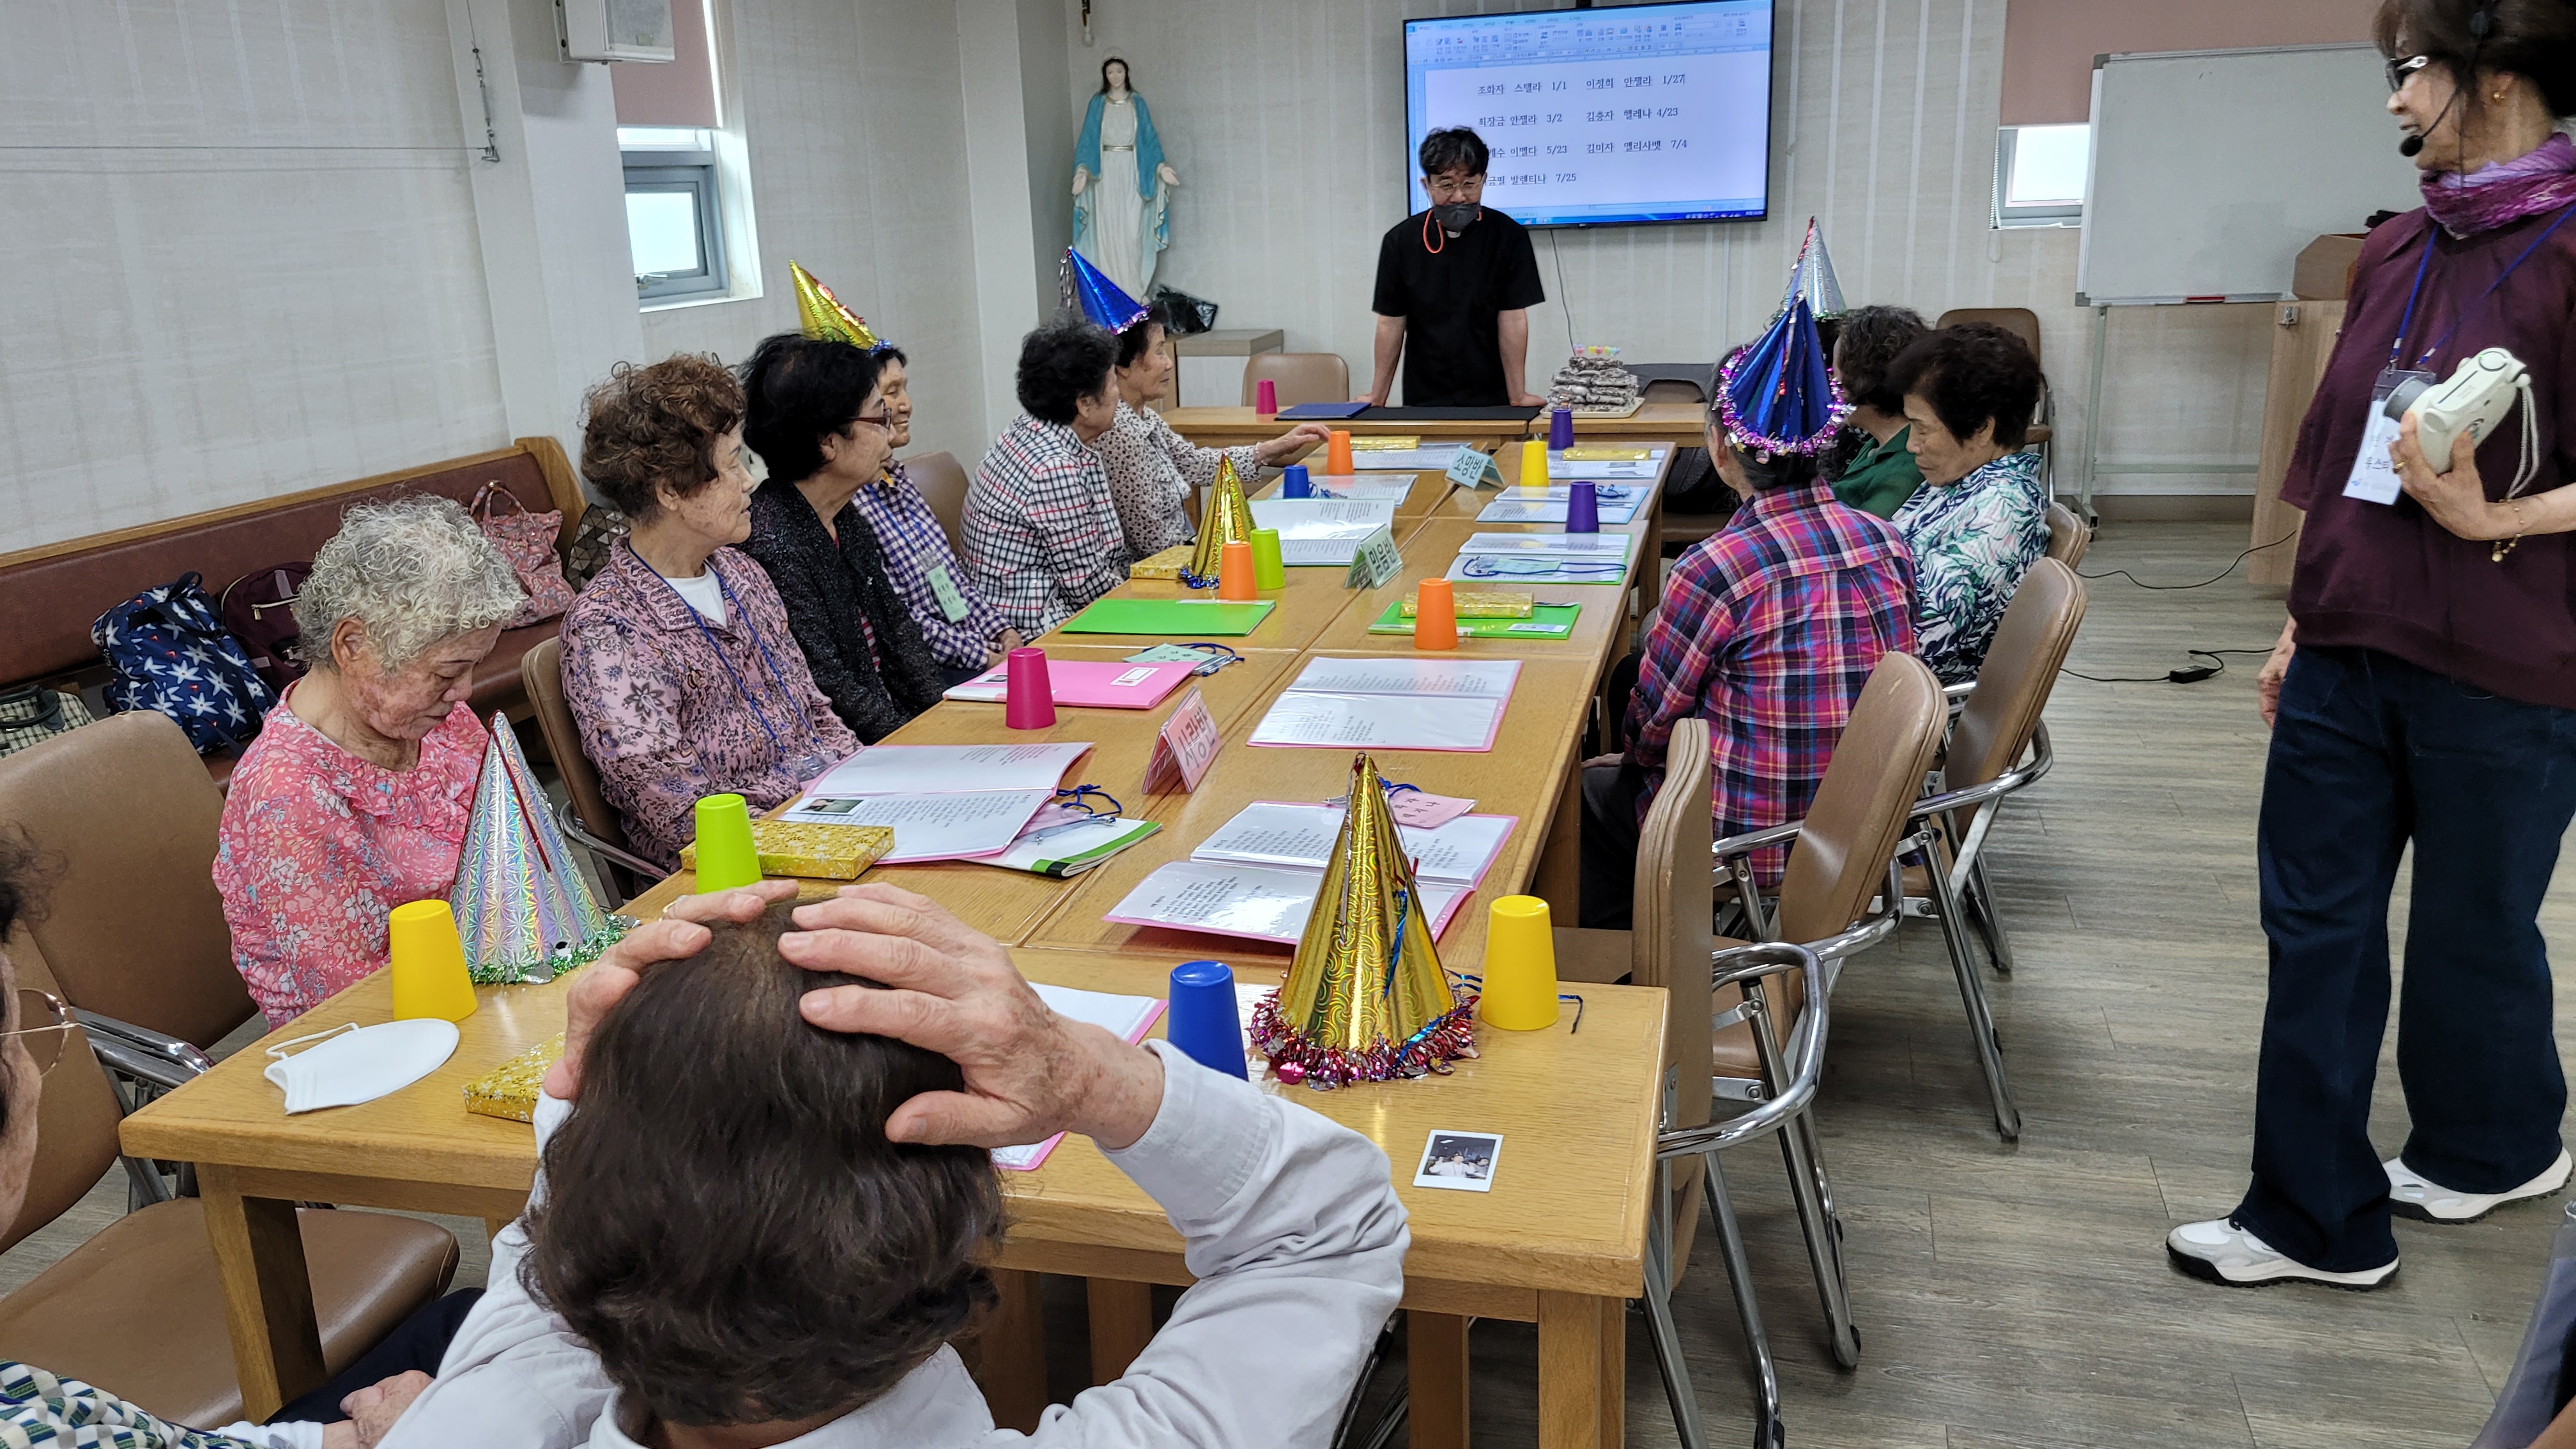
[[2062, 647, 2278, 686], [1547, 229, 1576, 355], [2078, 532, 2297, 591]]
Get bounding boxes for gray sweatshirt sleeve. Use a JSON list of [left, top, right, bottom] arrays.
[[374, 1092, 613, 1449], [1004, 1041, 1411, 1448]]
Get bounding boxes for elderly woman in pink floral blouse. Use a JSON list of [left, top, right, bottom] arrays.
[[215, 496, 528, 1025], [561, 355, 858, 870]]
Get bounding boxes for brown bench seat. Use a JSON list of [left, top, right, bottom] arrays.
[[0, 438, 588, 781]]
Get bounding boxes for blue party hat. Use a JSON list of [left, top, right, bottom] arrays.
[[1713, 296, 1850, 458], [1061, 246, 1149, 332]]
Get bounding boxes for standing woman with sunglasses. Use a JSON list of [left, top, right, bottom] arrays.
[[2169, 0, 2576, 1291], [738, 334, 953, 730]]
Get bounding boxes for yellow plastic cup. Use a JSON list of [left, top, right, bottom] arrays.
[[387, 900, 479, 1023], [692, 793, 763, 891], [1250, 528, 1287, 590], [1518, 438, 1551, 493], [1477, 895, 1560, 1031]]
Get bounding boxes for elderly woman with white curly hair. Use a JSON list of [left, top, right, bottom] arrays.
[[214, 495, 527, 1025]]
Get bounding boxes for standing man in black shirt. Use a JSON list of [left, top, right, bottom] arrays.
[[1363, 127, 1547, 408]]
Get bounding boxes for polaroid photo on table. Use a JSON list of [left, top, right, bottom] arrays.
[[1413, 1130, 1503, 1192]]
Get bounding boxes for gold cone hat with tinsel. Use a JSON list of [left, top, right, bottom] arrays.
[[1251, 753, 1478, 1088], [1181, 456, 1257, 588], [448, 714, 631, 985], [790, 261, 884, 351]]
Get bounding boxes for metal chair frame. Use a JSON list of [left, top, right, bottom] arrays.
[[556, 797, 670, 886], [1643, 940, 1828, 1449], [1892, 718, 2057, 1141], [68, 1008, 212, 1208]]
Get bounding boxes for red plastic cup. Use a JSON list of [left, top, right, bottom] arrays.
[[1004, 647, 1056, 729], [1255, 378, 1279, 417], [1218, 539, 1257, 601]]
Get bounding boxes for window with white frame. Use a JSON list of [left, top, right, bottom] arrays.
[[622, 126, 728, 301], [1993, 123, 2089, 229]]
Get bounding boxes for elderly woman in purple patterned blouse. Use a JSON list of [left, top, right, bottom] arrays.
[[560, 356, 857, 870]]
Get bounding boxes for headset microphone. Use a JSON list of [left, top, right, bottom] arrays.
[[2400, 133, 2426, 157]]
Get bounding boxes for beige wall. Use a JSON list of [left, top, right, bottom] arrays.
[[638, 0, 987, 473], [2000, 0, 2379, 125], [1064, 0, 2278, 497]]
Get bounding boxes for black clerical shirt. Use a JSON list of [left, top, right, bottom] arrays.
[[1370, 207, 1545, 408]]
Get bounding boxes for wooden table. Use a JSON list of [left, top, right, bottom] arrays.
[[1247, 468, 1463, 537], [121, 517, 1666, 1448], [1305, 516, 1639, 663], [1163, 406, 1517, 449], [1032, 571, 1362, 656], [1022, 652, 1607, 969], [123, 944, 1664, 1449], [1547, 401, 1708, 452], [990, 949, 1666, 1449]]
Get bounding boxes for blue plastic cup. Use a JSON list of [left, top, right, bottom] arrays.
[[1565, 480, 1600, 533], [1280, 464, 1312, 499], [1167, 960, 1248, 1079]]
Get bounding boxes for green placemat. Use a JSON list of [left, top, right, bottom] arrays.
[[1059, 597, 1276, 636], [1367, 601, 1580, 639]]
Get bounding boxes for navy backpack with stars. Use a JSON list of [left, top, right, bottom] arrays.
[[92, 573, 277, 753]]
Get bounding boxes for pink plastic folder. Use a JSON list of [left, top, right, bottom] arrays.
[[943, 659, 1197, 710]]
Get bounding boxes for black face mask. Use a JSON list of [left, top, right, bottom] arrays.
[[1433, 201, 1479, 233]]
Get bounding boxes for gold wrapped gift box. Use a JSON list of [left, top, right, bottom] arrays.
[[678, 821, 894, 881], [464, 1034, 563, 1123], [1128, 542, 1194, 581], [1401, 590, 1535, 620]]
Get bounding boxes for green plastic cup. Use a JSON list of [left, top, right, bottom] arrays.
[[1250, 528, 1287, 590], [691, 793, 763, 891]]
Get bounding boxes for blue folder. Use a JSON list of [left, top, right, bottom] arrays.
[[1276, 402, 1370, 420]]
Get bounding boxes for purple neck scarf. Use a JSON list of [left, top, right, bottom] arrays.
[[2422, 131, 2576, 237]]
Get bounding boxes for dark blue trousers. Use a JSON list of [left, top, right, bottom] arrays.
[[2234, 645, 2576, 1272]]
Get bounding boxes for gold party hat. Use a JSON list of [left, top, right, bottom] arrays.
[[1181, 456, 1258, 588], [790, 261, 882, 351], [1251, 753, 1478, 1088]]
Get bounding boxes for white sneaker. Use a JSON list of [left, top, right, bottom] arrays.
[[2165, 1218, 2398, 1289], [2386, 1149, 2572, 1224]]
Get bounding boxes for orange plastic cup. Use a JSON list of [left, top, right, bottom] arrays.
[[1327, 429, 1355, 475], [1414, 577, 1458, 650], [1218, 539, 1257, 601]]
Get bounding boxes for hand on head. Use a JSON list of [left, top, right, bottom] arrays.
[[783, 884, 1165, 1151], [549, 880, 1164, 1152]]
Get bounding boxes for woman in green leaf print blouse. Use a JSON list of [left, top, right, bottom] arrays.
[[1883, 323, 2051, 684]]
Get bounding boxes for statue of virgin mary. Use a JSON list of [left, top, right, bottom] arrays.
[[1071, 57, 1176, 302]]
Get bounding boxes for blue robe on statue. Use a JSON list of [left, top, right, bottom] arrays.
[[1073, 90, 1170, 298]]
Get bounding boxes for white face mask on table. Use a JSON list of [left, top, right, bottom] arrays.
[[263, 1019, 459, 1114]]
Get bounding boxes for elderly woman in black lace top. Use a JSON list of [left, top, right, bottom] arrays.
[[739, 333, 951, 740]]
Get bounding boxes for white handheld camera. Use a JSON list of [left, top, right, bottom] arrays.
[[2384, 348, 2535, 479]]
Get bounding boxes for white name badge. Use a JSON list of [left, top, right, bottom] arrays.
[[2343, 368, 2433, 505]]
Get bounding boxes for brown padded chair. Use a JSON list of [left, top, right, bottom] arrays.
[[1240, 353, 1351, 410], [1706, 652, 1946, 1374], [900, 450, 973, 555], [0, 712, 252, 1050], [0, 931, 458, 1426], [1554, 717, 1715, 1280], [520, 635, 657, 905], [1639, 378, 1708, 403], [1935, 305, 2056, 455], [1896, 559, 2089, 1138], [2044, 501, 2092, 567]]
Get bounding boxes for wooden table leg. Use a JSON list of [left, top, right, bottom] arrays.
[[1406, 1310, 1471, 1449], [1085, 1278, 1155, 1384], [963, 1267, 1046, 1432], [198, 1168, 324, 1422], [1533, 758, 1583, 921], [1537, 1291, 1623, 1449]]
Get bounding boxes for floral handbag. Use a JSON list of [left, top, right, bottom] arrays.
[[471, 483, 577, 627]]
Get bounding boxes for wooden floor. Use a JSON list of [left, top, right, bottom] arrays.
[[6, 523, 2564, 1446], [1446, 520, 2573, 1447]]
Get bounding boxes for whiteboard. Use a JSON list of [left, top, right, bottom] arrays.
[[2076, 44, 2421, 305]]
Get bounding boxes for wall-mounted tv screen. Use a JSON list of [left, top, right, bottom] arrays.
[[1402, 0, 1775, 228]]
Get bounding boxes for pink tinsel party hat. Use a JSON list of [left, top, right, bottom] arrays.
[[448, 715, 630, 985]]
